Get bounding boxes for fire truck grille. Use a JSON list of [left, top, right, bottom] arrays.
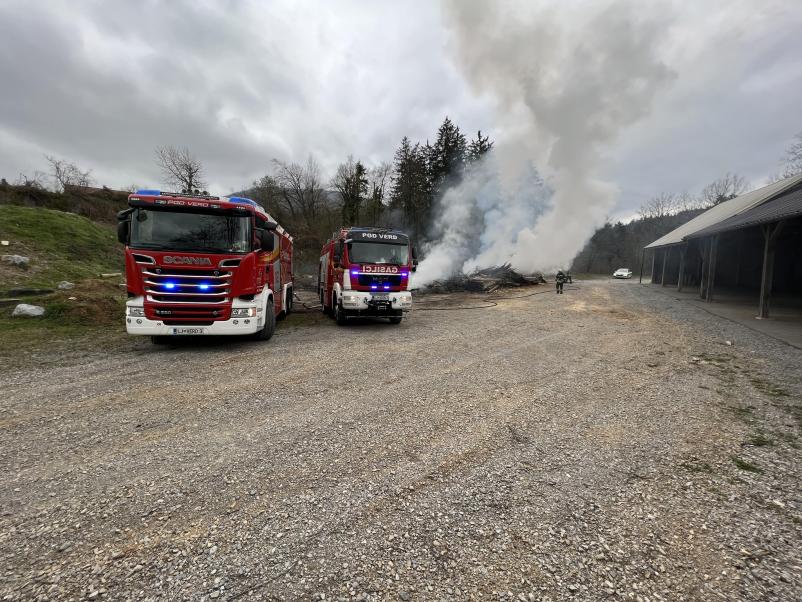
[[143, 266, 232, 304], [150, 306, 228, 324], [357, 274, 402, 287]]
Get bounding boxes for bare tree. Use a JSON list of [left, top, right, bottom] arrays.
[[700, 172, 748, 207], [779, 132, 802, 179], [44, 155, 93, 191], [155, 146, 206, 192], [271, 155, 325, 229], [366, 161, 392, 224], [15, 170, 48, 189], [638, 192, 678, 219]]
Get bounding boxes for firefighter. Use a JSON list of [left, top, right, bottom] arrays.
[[566, 270, 573, 284], [555, 270, 567, 294]]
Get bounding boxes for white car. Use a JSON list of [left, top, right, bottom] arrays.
[[613, 268, 632, 279]]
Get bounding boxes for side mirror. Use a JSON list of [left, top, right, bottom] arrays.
[[264, 221, 277, 231], [260, 230, 275, 252], [117, 220, 129, 244]]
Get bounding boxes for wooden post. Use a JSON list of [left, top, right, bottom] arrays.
[[661, 247, 670, 287], [734, 241, 742, 287], [639, 248, 645, 284], [650, 249, 656, 283], [758, 222, 785, 318], [677, 245, 686, 292], [699, 239, 708, 299], [705, 235, 718, 302]]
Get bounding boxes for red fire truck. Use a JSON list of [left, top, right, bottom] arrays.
[[319, 227, 416, 325], [117, 190, 293, 343]]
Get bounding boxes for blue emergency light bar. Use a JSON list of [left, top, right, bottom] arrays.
[[227, 196, 257, 206], [136, 189, 161, 196]]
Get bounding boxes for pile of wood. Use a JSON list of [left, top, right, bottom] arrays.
[[425, 264, 545, 293]]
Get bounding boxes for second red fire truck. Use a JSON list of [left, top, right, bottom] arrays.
[[319, 227, 416, 325], [117, 190, 293, 344]]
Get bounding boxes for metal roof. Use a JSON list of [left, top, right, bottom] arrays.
[[644, 173, 802, 248], [688, 184, 802, 238]]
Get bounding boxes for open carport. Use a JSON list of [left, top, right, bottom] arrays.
[[643, 173, 802, 325]]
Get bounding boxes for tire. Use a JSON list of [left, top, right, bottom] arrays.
[[389, 316, 402, 324], [151, 335, 169, 345], [334, 300, 348, 326], [251, 298, 276, 341]]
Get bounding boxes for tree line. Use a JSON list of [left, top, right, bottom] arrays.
[[571, 139, 802, 275], [241, 117, 493, 250]]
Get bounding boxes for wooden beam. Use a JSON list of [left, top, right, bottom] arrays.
[[677, 245, 687, 292], [661, 247, 670, 287], [758, 221, 786, 319], [650, 249, 656, 283], [705, 235, 718, 302], [699, 239, 707, 298], [639, 248, 645, 284]]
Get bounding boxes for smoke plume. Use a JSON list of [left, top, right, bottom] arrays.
[[414, 0, 675, 286]]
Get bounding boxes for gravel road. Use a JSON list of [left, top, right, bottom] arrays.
[[1, 280, 800, 601]]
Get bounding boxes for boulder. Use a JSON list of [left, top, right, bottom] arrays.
[[57, 281, 75, 290], [1, 254, 30, 267], [12, 303, 45, 317]]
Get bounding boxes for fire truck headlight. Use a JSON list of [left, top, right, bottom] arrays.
[[128, 307, 145, 317], [231, 307, 256, 318]]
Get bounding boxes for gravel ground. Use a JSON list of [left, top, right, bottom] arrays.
[[1, 280, 800, 601]]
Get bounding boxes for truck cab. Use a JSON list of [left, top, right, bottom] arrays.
[[117, 190, 293, 343], [319, 227, 416, 325]]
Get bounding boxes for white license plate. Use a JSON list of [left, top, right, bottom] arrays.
[[172, 327, 205, 335], [373, 293, 389, 301]]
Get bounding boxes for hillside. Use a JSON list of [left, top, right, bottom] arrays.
[[0, 205, 123, 289], [571, 209, 704, 275]]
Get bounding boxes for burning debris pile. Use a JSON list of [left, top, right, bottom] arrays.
[[423, 264, 545, 293]]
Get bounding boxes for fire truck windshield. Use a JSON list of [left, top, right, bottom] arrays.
[[347, 241, 409, 265], [130, 208, 251, 253]]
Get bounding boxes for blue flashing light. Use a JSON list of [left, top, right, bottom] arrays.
[[228, 196, 257, 206], [135, 189, 161, 196], [370, 285, 378, 290], [351, 269, 360, 275], [198, 283, 210, 291], [163, 281, 176, 290], [383, 285, 390, 290], [400, 272, 408, 277]]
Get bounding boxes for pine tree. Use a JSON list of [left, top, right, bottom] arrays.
[[467, 130, 493, 164], [429, 117, 467, 196]]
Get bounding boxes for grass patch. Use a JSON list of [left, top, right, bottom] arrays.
[[0, 280, 127, 366], [727, 405, 754, 421], [731, 456, 763, 473], [0, 205, 122, 289], [746, 433, 773, 447], [679, 459, 714, 474], [750, 377, 789, 398]]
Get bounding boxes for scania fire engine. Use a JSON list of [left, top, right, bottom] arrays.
[[319, 227, 416, 325], [117, 190, 293, 343]]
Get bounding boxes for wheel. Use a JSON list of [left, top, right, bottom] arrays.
[[151, 335, 169, 345], [334, 300, 348, 326], [251, 298, 276, 341], [389, 316, 402, 324]]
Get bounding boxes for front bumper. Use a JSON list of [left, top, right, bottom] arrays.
[[125, 299, 262, 336], [340, 291, 412, 313]]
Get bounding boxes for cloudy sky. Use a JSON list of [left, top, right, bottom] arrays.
[[1, 0, 801, 219]]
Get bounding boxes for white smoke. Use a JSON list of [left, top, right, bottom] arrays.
[[414, 0, 675, 286]]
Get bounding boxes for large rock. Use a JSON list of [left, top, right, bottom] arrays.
[[57, 281, 75, 290], [12, 303, 45, 317], [2, 254, 30, 267]]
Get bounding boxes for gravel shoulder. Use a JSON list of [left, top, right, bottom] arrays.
[[1, 280, 800, 601]]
